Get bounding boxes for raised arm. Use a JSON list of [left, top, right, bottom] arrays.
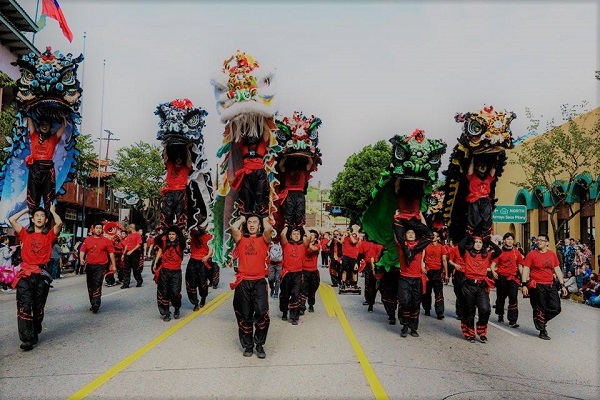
[[50, 204, 63, 235], [55, 115, 68, 139], [231, 216, 246, 244], [468, 157, 475, 175], [302, 227, 311, 247], [8, 208, 29, 234], [280, 225, 289, 246], [262, 217, 273, 244]]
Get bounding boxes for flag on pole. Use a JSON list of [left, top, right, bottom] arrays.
[[41, 0, 73, 42]]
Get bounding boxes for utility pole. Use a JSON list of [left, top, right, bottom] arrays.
[[318, 181, 322, 228], [102, 130, 120, 171], [96, 59, 106, 205]]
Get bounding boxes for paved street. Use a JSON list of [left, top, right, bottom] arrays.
[[0, 258, 598, 399]]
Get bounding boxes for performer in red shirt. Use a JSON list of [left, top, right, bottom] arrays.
[[521, 234, 567, 340], [466, 157, 496, 237], [230, 215, 273, 359], [25, 116, 67, 216], [186, 227, 214, 310], [319, 232, 331, 268], [394, 217, 433, 338], [357, 233, 384, 313], [328, 230, 343, 287], [8, 204, 62, 351], [340, 228, 359, 289], [278, 157, 312, 228], [79, 223, 116, 313], [160, 154, 192, 229], [447, 241, 465, 320], [121, 224, 143, 288], [279, 225, 310, 325], [300, 229, 321, 314], [490, 232, 524, 327], [457, 235, 501, 343], [422, 231, 448, 319], [152, 226, 185, 321]]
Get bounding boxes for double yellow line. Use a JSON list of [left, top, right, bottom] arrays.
[[68, 291, 233, 400], [318, 283, 389, 400]]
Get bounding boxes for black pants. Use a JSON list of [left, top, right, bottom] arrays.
[[283, 191, 305, 228], [380, 269, 400, 321], [279, 271, 302, 321], [123, 250, 142, 287], [461, 280, 491, 338], [86, 264, 107, 310], [210, 264, 220, 288], [301, 270, 320, 310], [16, 273, 51, 344], [321, 249, 329, 267], [467, 197, 493, 237], [423, 269, 445, 317], [185, 258, 211, 306], [453, 270, 465, 319], [157, 268, 182, 317], [233, 279, 269, 350], [237, 168, 268, 216], [27, 160, 55, 215], [495, 275, 519, 324], [398, 276, 422, 330], [364, 264, 377, 306], [529, 283, 561, 332], [160, 189, 187, 229], [329, 259, 341, 286], [341, 255, 357, 285]]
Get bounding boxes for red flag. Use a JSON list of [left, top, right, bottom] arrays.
[[42, 0, 73, 42]]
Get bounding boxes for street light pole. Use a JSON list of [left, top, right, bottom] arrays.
[[96, 59, 106, 205], [102, 129, 120, 171]]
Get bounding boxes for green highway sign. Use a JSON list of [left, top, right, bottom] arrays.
[[492, 205, 527, 223]]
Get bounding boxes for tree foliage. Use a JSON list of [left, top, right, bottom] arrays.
[[75, 134, 97, 179], [330, 140, 391, 225], [511, 102, 600, 243], [108, 141, 164, 227]]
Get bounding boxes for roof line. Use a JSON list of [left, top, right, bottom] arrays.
[[7, 0, 39, 33], [0, 11, 40, 56]]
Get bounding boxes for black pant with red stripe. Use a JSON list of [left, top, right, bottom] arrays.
[[453, 270, 465, 320], [123, 250, 142, 287], [279, 271, 303, 321], [460, 280, 491, 339], [233, 278, 270, 350], [16, 272, 51, 344], [185, 257, 211, 306], [423, 269, 445, 317], [329, 259, 341, 286], [495, 275, 519, 324], [300, 270, 320, 311], [157, 269, 182, 318], [160, 189, 188, 229], [237, 168, 269, 216], [341, 255, 357, 286], [528, 283, 561, 332], [283, 191, 306, 228], [26, 160, 56, 215], [379, 269, 400, 322], [364, 265, 377, 306], [398, 276, 422, 330], [86, 264, 107, 311]]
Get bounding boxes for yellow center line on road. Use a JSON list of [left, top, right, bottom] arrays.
[[318, 284, 389, 400], [68, 291, 233, 400], [318, 282, 336, 317]]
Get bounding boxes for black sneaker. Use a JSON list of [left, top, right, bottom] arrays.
[[367, 305, 373, 313], [480, 335, 488, 343], [20, 342, 33, 351], [410, 329, 419, 337], [299, 309, 305, 316], [308, 305, 314, 313], [163, 314, 171, 322], [193, 304, 200, 312], [291, 319, 299, 325], [509, 323, 519, 328], [400, 326, 408, 337], [331, 284, 338, 287], [467, 336, 476, 343], [388, 318, 396, 325], [135, 282, 143, 287], [282, 313, 288, 321], [120, 284, 129, 289], [539, 330, 551, 340], [362, 301, 369, 305], [92, 308, 99, 314], [199, 297, 206, 308], [437, 315, 445, 320], [174, 308, 180, 319], [255, 345, 266, 359], [498, 315, 504, 323], [243, 347, 253, 357]]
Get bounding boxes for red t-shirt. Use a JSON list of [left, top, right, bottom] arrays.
[[284, 170, 308, 191], [163, 162, 190, 192], [283, 242, 306, 272], [424, 242, 447, 271], [190, 231, 212, 260], [358, 240, 384, 263], [398, 241, 424, 278], [495, 248, 524, 277], [237, 236, 269, 279], [303, 244, 321, 271], [342, 236, 359, 258], [463, 251, 493, 281], [449, 245, 465, 267], [523, 249, 559, 285], [124, 232, 142, 252], [18, 229, 58, 266], [160, 244, 184, 270], [81, 235, 115, 265], [30, 130, 60, 161], [466, 173, 494, 203]]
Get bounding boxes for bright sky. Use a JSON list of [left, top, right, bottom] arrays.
[[23, 0, 598, 188]]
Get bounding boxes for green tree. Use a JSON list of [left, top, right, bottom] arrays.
[[108, 141, 164, 227], [75, 134, 97, 179], [330, 140, 391, 225], [511, 103, 600, 245]]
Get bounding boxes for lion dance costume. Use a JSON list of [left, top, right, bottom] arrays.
[[0, 46, 83, 225]]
